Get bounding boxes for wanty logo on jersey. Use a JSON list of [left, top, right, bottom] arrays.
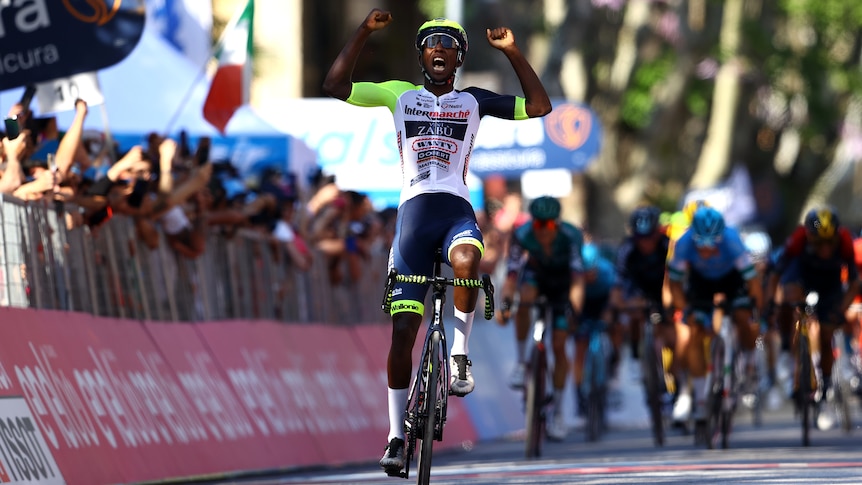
[[412, 138, 457, 154], [404, 106, 471, 121]]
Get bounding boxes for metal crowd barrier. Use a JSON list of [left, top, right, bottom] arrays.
[[0, 195, 389, 324]]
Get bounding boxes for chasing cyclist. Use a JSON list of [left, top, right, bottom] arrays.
[[610, 205, 676, 418], [575, 242, 617, 419], [667, 206, 764, 429], [765, 207, 860, 425], [611, 206, 672, 369], [498, 196, 584, 441], [323, 8, 552, 473]]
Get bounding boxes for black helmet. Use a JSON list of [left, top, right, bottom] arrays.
[[529, 196, 561, 221], [629, 206, 661, 237]]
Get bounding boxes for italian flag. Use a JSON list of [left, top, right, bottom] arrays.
[[203, 0, 254, 134]]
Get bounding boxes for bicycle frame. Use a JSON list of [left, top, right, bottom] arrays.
[[380, 250, 494, 482], [706, 308, 736, 449], [830, 329, 853, 433], [581, 319, 610, 442], [524, 296, 550, 459], [795, 291, 820, 447], [639, 306, 668, 446]]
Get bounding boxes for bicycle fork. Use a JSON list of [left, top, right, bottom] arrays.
[[711, 316, 735, 413]]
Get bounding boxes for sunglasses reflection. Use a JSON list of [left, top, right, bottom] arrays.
[[532, 219, 557, 230], [422, 33, 459, 49]]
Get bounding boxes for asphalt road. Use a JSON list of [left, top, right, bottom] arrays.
[[219, 390, 862, 485]]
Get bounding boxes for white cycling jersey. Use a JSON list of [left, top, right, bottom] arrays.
[[347, 81, 528, 207]]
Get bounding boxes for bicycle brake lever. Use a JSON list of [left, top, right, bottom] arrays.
[[381, 269, 398, 314]]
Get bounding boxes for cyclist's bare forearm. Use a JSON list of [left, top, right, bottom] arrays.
[[669, 280, 686, 312], [764, 272, 779, 304], [569, 274, 584, 315], [323, 9, 392, 100], [499, 43, 551, 118], [841, 279, 861, 315], [747, 274, 764, 314], [322, 26, 372, 100]]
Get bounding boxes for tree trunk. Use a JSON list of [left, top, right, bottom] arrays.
[[688, 0, 745, 189]]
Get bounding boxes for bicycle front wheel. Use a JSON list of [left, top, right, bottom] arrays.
[[524, 345, 546, 459], [642, 335, 665, 446], [417, 333, 441, 484], [799, 338, 812, 447], [585, 350, 605, 442], [706, 337, 725, 450]]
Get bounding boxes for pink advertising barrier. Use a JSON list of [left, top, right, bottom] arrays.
[[0, 307, 479, 485]]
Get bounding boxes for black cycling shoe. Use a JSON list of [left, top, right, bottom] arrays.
[[379, 437, 405, 472]]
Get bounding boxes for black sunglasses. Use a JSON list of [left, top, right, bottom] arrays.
[[421, 33, 460, 49]]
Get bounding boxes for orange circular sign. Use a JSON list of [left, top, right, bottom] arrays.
[[543, 104, 592, 151], [63, 0, 121, 26]]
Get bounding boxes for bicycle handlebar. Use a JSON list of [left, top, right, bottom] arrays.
[[381, 269, 496, 320]]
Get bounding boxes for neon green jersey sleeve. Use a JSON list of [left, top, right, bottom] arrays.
[[346, 81, 420, 113]]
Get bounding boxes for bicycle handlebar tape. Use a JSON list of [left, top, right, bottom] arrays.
[[382, 289, 393, 314], [396, 274, 427, 285], [482, 274, 495, 320]]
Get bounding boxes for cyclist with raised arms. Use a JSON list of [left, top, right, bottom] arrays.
[[498, 196, 584, 441], [667, 207, 763, 429], [323, 8, 551, 473], [764, 207, 859, 423]]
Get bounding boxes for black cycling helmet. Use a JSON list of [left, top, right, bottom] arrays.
[[629, 205, 661, 237], [804, 206, 840, 241], [416, 18, 468, 84], [529, 196, 561, 221]]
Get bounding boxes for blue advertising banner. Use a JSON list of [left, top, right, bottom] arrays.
[[469, 100, 602, 178], [0, 0, 145, 90]]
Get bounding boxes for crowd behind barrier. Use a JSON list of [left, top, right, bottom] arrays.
[[0, 98, 405, 325], [0, 194, 390, 324]]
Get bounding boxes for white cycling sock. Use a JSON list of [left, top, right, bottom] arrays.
[[516, 339, 526, 363], [451, 309, 475, 356], [553, 388, 564, 412], [692, 376, 707, 403], [388, 387, 408, 441]]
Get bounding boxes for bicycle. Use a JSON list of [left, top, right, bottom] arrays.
[[738, 332, 768, 428], [829, 328, 853, 433], [691, 300, 739, 450], [793, 291, 821, 447], [380, 249, 494, 483], [633, 303, 671, 447], [580, 318, 612, 442], [519, 296, 554, 458]]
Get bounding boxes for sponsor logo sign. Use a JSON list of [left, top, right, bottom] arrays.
[[0, 397, 63, 484], [0, 0, 145, 90]]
